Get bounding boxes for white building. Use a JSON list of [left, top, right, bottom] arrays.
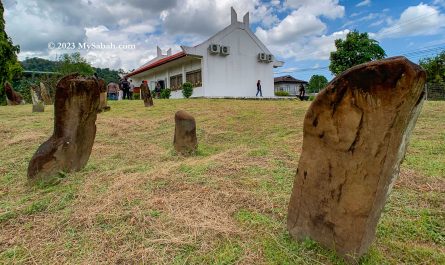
[[126, 7, 283, 98]]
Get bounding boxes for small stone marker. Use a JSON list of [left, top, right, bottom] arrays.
[[4, 82, 25, 105], [140, 81, 153, 107], [30, 86, 44, 112], [39, 82, 52, 105], [27, 74, 101, 181], [174, 110, 197, 155], [287, 57, 426, 262]]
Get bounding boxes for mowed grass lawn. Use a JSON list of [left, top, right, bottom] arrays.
[[0, 99, 444, 264]]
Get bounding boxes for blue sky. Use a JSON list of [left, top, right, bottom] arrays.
[[4, 0, 445, 81]]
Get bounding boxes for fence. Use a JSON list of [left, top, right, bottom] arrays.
[[425, 83, 445, 100]]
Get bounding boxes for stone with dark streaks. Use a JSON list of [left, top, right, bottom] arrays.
[[27, 74, 100, 181], [287, 57, 426, 263]]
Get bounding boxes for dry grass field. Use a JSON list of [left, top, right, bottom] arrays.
[[0, 99, 444, 264]]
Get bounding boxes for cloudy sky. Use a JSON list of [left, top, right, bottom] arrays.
[[4, 0, 445, 80]]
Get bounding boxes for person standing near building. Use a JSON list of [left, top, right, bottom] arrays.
[[129, 80, 135, 100], [155, 82, 161, 98], [256, 80, 262, 97], [298, 84, 306, 100], [120, 78, 130, 99], [107, 82, 119, 100]]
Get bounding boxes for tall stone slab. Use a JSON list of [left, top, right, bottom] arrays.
[[4, 82, 25, 105], [140, 82, 153, 107], [30, 86, 44, 112], [174, 110, 197, 155], [39, 82, 53, 105], [287, 57, 426, 262], [96, 78, 110, 112], [27, 74, 101, 181]]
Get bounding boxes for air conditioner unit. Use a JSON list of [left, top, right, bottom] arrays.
[[220, 45, 230, 56], [267, 54, 274, 62], [258, 53, 267, 62], [209, 44, 220, 54]]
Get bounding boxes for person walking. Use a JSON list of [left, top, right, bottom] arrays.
[[120, 78, 130, 99], [256, 80, 262, 97]]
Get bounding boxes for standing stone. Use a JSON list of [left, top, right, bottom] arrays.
[[27, 74, 101, 181], [140, 81, 153, 107], [174, 110, 197, 155], [30, 86, 44, 112], [39, 82, 52, 105], [96, 78, 110, 112], [287, 57, 426, 262], [4, 82, 25, 105]]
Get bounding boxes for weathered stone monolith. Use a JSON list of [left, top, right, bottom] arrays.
[[30, 86, 44, 112], [39, 82, 52, 105], [4, 82, 25, 105], [174, 110, 197, 155], [27, 74, 101, 181], [140, 81, 153, 107], [287, 57, 426, 263], [96, 78, 110, 112]]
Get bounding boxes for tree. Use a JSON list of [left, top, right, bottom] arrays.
[[94, 67, 120, 84], [58, 52, 94, 76], [0, 1, 23, 105], [419, 51, 445, 84], [308, 75, 328, 93], [329, 30, 386, 75]]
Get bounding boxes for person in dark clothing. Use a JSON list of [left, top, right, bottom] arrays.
[[298, 84, 306, 100], [120, 78, 130, 99], [155, 82, 161, 99], [256, 80, 262, 97]]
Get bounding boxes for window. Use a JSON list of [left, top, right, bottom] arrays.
[[170, 74, 182, 91], [186, 70, 202, 88]]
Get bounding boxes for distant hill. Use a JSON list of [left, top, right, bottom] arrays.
[[20, 57, 60, 72], [20, 57, 121, 84]]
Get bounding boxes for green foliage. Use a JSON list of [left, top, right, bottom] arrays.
[[94, 67, 120, 84], [13, 79, 34, 104], [274, 91, 290, 96], [20, 57, 59, 72], [420, 51, 445, 84], [329, 30, 386, 75], [133, 93, 140, 100], [58, 52, 94, 76], [160, 88, 171, 99], [308, 75, 328, 93], [0, 2, 22, 105], [182, 82, 193, 98]]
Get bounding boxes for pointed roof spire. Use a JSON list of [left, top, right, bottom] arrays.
[[243, 12, 249, 27], [231, 7, 238, 25]]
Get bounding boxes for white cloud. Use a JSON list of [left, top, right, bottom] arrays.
[[263, 30, 350, 62], [356, 0, 371, 8], [284, 0, 345, 19], [376, 3, 445, 39], [255, 0, 345, 61]]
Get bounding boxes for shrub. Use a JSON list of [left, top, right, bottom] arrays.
[[133, 93, 140, 100], [274, 91, 289, 96], [182, 82, 193, 98], [308, 95, 315, 101], [161, 88, 171, 99]]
